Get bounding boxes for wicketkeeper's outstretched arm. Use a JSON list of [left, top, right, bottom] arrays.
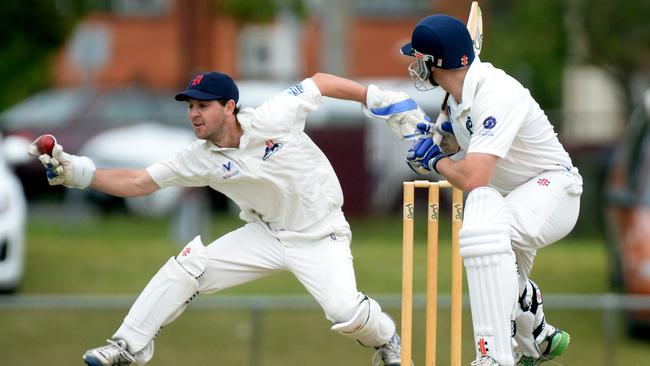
[[91, 168, 159, 198], [29, 136, 159, 197]]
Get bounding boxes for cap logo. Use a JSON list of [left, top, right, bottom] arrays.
[[191, 74, 204, 86], [437, 59, 443, 67]]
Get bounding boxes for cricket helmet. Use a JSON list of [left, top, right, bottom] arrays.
[[401, 14, 475, 70]]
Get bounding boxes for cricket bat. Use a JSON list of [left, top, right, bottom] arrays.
[[467, 1, 483, 57]]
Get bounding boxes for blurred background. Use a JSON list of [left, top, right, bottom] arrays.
[[1, 0, 650, 365]]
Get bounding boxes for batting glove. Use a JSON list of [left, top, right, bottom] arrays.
[[406, 136, 446, 175], [431, 111, 460, 155], [362, 84, 431, 140], [29, 140, 96, 189]]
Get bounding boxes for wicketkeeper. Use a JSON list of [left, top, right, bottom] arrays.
[[397, 14, 582, 366], [30, 71, 430, 366]]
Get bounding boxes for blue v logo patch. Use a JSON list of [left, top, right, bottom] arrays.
[[221, 161, 239, 179]]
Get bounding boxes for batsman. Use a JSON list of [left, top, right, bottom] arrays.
[[399, 14, 582, 366]]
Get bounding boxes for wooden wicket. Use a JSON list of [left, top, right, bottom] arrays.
[[402, 180, 463, 366]]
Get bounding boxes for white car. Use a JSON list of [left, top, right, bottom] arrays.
[[0, 134, 29, 292], [78, 122, 196, 217], [78, 123, 211, 244]]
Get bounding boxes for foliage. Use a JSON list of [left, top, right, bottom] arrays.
[[0, 0, 87, 112], [484, 0, 650, 111], [582, 0, 650, 104], [482, 0, 568, 111], [215, 0, 306, 23]]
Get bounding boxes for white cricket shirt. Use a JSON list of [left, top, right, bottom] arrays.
[[147, 78, 349, 241], [446, 58, 573, 194]]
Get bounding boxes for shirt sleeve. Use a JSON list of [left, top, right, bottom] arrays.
[[146, 141, 209, 188], [467, 87, 527, 158], [248, 78, 323, 134]]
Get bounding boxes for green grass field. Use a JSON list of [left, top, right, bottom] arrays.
[[1, 211, 649, 365]]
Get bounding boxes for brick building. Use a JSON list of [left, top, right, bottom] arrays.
[[53, 0, 476, 89]]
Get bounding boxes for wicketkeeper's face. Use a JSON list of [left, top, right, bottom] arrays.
[[186, 98, 232, 142]]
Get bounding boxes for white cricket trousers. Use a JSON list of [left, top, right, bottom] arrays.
[[116, 219, 394, 364], [505, 167, 583, 289], [197, 221, 364, 323]]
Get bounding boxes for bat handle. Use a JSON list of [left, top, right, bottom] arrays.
[[440, 92, 450, 111]]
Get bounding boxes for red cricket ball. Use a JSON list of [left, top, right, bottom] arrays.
[[34, 134, 56, 156]]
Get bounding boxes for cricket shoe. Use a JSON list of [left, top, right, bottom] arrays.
[[372, 332, 402, 366], [516, 328, 571, 366], [470, 356, 501, 366], [83, 339, 136, 366]]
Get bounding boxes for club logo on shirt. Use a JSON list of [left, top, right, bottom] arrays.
[[221, 161, 239, 179], [483, 116, 497, 129], [286, 83, 305, 96], [263, 139, 284, 160], [537, 178, 551, 187], [465, 116, 474, 135], [479, 116, 497, 137]]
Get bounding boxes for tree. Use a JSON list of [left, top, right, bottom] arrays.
[[582, 0, 650, 106], [0, 0, 87, 111], [483, 0, 650, 112], [215, 0, 306, 23], [482, 0, 568, 111]]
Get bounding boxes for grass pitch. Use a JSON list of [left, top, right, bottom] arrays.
[[1, 212, 648, 365]]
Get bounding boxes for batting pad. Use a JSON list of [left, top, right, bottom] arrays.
[[330, 296, 396, 347], [114, 257, 199, 356], [460, 187, 518, 365]]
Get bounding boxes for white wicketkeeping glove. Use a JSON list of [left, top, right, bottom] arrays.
[[28, 141, 96, 189], [362, 84, 431, 140]]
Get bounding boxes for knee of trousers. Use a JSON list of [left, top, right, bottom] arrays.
[[322, 293, 365, 324], [175, 235, 208, 279], [330, 296, 396, 348]]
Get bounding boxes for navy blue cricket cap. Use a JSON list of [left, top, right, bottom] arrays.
[[401, 14, 475, 70], [175, 71, 239, 102]]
